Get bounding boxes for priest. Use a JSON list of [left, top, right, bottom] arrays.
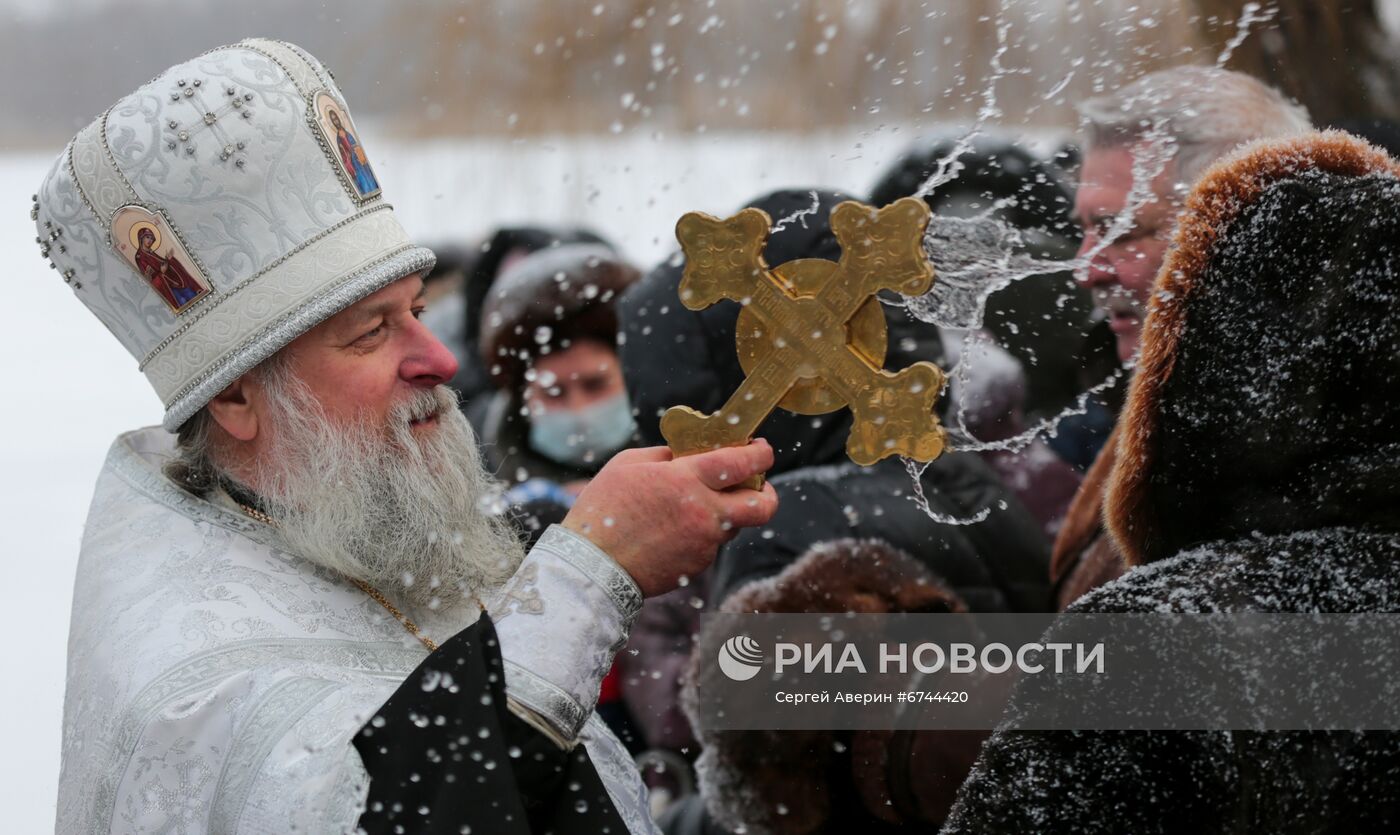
[[37, 40, 777, 834]]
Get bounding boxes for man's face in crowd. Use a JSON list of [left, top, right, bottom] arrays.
[[525, 339, 626, 415], [278, 273, 459, 434], [1074, 143, 1181, 362]]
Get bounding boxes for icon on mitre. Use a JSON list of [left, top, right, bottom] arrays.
[[111, 205, 211, 315], [314, 91, 380, 199]]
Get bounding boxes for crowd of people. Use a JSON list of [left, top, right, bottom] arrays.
[[43, 36, 1400, 834], [413, 64, 1400, 833]]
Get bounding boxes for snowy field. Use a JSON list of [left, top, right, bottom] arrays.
[[0, 125, 1042, 829]]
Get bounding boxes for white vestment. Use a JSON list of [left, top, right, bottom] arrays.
[[57, 428, 658, 834]]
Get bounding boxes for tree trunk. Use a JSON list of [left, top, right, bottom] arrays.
[[1193, 0, 1400, 124]]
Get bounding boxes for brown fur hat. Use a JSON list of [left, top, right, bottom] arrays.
[[1105, 131, 1400, 566], [719, 537, 970, 617], [682, 539, 966, 835], [477, 243, 639, 390]]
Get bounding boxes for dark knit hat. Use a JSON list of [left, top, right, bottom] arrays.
[[868, 134, 1076, 240]]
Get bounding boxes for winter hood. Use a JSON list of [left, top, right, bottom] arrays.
[[1106, 131, 1400, 566]]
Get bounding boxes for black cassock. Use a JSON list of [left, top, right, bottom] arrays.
[[355, 612, 626, 833]]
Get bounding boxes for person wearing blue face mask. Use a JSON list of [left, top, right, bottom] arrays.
[[476, 243, 642, 500], [526, 342, 638, 469]]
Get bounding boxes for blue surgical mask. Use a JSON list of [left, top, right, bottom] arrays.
[[529, 392, 637, 467]]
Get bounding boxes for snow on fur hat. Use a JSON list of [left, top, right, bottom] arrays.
[[31, 38, 434, 431], [1105, 130, 1400, 566]]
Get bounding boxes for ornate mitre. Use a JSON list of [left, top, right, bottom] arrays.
[[32, 38, 432, 431]]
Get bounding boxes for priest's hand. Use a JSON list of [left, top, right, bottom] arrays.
[[563, 440, 778, 596]]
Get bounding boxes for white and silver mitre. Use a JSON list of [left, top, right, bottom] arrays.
[[31, 38, 434, 430]]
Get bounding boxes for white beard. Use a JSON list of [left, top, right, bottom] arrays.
[[248, 373, 525, 606]]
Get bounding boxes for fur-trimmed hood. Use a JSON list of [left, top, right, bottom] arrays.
[[1106, 131, 1400, 565], [683, 539, 968, 835]]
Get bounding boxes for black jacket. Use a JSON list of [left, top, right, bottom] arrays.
[[715, 455, 1049, 612]]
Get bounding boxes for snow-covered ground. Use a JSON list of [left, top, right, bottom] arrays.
[[3, 125, 1066, 830]]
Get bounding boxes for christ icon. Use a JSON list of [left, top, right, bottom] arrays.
[[327, 107, 379, 196]]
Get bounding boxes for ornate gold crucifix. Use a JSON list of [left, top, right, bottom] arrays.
[[662, 196, 947, 487]]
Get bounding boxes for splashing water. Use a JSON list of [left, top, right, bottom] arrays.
[[911, 10, 1015, 203], [890, 127, 1169, 525], [948, 359, 1131, 456], [906, 123, 1173, 438], [892, 45, 1180, 525], [902, 456, 997, 526], [770, 190, 821, 234], [1217, 3, 1277, 67], [910, 121, 1175, 332], [904, 214, 1067, 333], [902, 355, 1129, 526]]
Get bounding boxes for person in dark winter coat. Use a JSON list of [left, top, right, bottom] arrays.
[[679, 539, 1002, 835], [868, 136, 1086, 537], [869, 135, 1092, 421], [680, 539, 986, 835], [943, 131, 1400, 833], [713, 452, 1049, 614], [618, 188, 1051, 833]]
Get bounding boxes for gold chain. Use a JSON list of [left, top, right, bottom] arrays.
[[348, 576, 439, 652], [233, 501, 439, 652]]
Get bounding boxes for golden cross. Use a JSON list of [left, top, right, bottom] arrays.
[[662, 196, 947, 487]]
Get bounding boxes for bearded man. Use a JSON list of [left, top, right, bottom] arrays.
[[39, 40, 776, 834]]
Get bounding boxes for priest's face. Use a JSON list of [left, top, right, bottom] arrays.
[[275, 273, 460, 437], [233, 273, 525, 606]]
